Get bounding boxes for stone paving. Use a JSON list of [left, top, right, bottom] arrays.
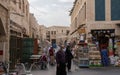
[[31, 64, 120, 75]]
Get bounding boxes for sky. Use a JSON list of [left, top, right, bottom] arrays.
[[28, 0, 74, 27]]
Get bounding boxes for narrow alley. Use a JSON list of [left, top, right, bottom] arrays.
[[1, 0, 120, 75]]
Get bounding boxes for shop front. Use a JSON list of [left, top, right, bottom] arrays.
[[91, 29, 115, 66], [9, 30, 22, 69]]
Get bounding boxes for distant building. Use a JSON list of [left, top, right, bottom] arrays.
[[46, 26, 70, 45], [39, 25, 47, 42], [37, 25, 70, 47], [29, 13, 39, 39]]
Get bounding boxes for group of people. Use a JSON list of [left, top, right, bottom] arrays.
[[56, 44, 74, 75], [38, 43, 74, 75], [38, 46, 55, 69]]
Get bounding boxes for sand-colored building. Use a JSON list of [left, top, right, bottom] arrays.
[[70, 0, 120, 40], [9, 0, 30, 68], [0, 0, 9, 62], [29, 13, 39, 39], [39, 25, 47, 42], [46, 26, 70, 45], [38, 25, 70, 45], [10, 0, 29, 37], [70, 0, 120, 57]]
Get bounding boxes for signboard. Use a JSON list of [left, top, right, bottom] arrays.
[[78, 28, 86, 34]]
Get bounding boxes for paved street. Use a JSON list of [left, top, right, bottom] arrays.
[[31, 64, 120, 75]]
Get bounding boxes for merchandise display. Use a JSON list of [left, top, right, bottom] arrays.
[[89, 44, 102, 67], [77, 43, 89, 67]]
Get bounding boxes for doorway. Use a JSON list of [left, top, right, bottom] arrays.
[[91, 29, 115, 66]]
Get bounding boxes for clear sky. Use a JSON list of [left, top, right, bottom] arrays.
[[28, 0, 74, 27]]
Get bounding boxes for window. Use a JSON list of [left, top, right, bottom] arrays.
[[13, 0, 16, 4], [51, 31, 53, 35], [54, 31, 56, 35], [62, 30, 63, 33], [95, 0, 105, 21], [66, 30, 69, 35], [111, 0, 120, 20], [48, 31, 50, 34], [75, 17, 77, 27], [19, 0, 21, 9], [23, 0, 25, 13], [26, 5, 28, 16]]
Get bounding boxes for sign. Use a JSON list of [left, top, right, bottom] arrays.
[[78, 28, 86, 34]]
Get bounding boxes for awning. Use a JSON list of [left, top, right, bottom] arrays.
[[70, 24, 85, 35]]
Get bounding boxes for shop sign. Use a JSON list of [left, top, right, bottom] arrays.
[[78, 28, 86, 33]]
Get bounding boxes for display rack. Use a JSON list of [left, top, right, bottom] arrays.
[[77, 43, 89, 67], [89, 44, 102, 67]]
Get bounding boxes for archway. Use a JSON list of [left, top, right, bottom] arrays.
[[91, 29, 115, 66]]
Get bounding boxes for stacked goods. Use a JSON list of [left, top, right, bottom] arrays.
[[115, 60, 120, 67], [78, 47, 89, 58], [89, 51, 101, 59], [114, 42, 120, 67], [117, 42, 120, 57], [108, 39, 115, 65], [89, 46, 102, 67], [118, 46, 120, 58], [78, 45, 89, 67]]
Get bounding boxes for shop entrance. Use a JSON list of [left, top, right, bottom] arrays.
[[91, 29, 115, 66], [9, 30, 22, 69]]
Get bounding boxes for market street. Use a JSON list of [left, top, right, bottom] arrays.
[[31, 65, 120, 75]]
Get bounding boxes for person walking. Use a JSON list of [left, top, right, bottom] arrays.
[[49, 46, 55, 65], [56, 45, 67, 75], [65, 45, 73, 72]]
